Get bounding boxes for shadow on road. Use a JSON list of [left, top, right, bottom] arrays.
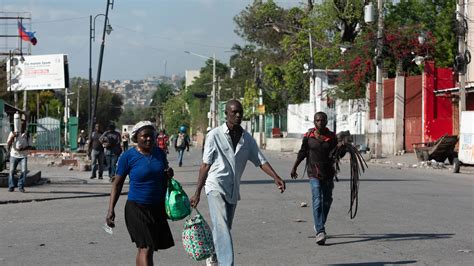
[[325, 233, 454, 246], [238, 178, 423, 185], [327, 260, 417, 266], [0, 192, 127, 205], [26, 190, 110, 195]]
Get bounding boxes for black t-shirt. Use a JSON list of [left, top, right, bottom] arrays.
[[228, 125, 243, 151], [91, 131, 103, 151]]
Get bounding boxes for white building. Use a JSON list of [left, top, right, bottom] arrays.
[[185, 70, 200, 89]]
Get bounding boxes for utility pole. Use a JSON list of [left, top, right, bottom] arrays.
[[164, 60, 167, 77], [77, 86, 80, 118], [375, 0, 384, 158], [457, 0, 466, 114], [258, 61, 264, 148], [212, 53, 217, 128], [91, 0, 113, 134], [88, 15, 93, 142], [308, 32, 317, 114]]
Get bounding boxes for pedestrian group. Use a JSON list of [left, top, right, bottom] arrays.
[[6, 101, 341, 266], [102, 99, 344, 266]]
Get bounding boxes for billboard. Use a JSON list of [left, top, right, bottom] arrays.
[[6, 54, 68, 91]]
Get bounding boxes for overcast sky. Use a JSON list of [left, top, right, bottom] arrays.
[[1, 0, 298, 81]]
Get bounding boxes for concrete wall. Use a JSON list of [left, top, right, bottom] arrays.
[[366, 118, 395, 155], [335, 98, 366, 135], [265, 138, 301, 152], [287, 103, 314, 135], [393, 74, 405, 152]]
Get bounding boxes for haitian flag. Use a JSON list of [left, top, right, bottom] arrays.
[[18, 21, 37, 45]]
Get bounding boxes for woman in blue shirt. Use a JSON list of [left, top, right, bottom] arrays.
[[106, 121, 174, 265]]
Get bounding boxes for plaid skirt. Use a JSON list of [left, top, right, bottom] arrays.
[[125, 200, 174, 251]]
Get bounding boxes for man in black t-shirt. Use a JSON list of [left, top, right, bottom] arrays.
[[89, 124, 104, 179], [100, 123, 121, 181], [291, 112, 337, 246]]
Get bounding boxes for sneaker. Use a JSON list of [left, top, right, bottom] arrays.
[[98, 176, 103, 180], [90, 176, 96, 179], [8, 187, 14, 192], [206, 254, 218, 266], [19, 188, 25, 193], [316, 232, 326, 245]]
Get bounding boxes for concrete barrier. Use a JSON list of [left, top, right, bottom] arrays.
[[265, 138, 301, 152]]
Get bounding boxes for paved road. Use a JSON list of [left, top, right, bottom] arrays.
[[0, 148, 472, 265]]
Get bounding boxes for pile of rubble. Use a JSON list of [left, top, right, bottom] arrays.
[[410, 159, 449, 169]]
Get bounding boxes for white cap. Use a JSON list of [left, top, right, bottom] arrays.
[[206, 127, 212, 132], [131, 121, 155, 142]]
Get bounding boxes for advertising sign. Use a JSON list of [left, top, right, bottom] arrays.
[[459, 111, 474, 164], [7, 54, 67, 91]]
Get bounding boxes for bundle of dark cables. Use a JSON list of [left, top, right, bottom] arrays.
[[331, 131, 368, 219]]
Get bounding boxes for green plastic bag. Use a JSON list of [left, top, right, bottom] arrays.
[[165, 178, 191, 221]]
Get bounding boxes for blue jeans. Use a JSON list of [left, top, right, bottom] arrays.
[[177, 148, 185, 166], [8, 156, 27, 189], [104, 153, 118, 178], [310, 178, 334, 234], [207, 191, 237, 266], [91, 149, 104, 177]]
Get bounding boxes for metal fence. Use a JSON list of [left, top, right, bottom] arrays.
[[29, 117, 63, 151]]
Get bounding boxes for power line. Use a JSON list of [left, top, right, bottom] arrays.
[[113, 23, 233, 49], [34, 16, 89, 24]]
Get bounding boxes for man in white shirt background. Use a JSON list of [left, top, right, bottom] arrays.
[[7, 121, 30, 192]]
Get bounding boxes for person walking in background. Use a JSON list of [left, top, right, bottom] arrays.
[[77, 130, 87, 152], [89, 123, 104, 180], [106, 121, 175, 266], [156, 129, 169, 154], [100, 123, 122, 182], [6, 121, 30, 192], [190, 99, 286, 266], [290, 111, 338, 245], [122, 127, 130, 152], [174, 126, 190, 167]]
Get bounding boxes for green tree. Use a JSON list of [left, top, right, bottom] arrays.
[[234, 0, 288, 50], [163, 95, 190, 136], [385, 0, 456, 68], [184, 59, 229, 131], [242, 80, 259, 120], [151, 83, 174, 106], [149, 82, 175, 128], [335, 0, 455, 99]]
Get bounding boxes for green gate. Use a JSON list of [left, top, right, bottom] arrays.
[[30, 117, 62, 151], [68, 117, 78, 151]]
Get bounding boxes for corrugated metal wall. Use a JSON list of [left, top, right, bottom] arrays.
[[404, 76, 423, 151]]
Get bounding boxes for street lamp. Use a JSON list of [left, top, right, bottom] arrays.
[[88, 0, 114, 149], [184, 51, 217, 128]]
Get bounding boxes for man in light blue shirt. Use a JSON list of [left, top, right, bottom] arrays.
[[190, 99, 286, 266]]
